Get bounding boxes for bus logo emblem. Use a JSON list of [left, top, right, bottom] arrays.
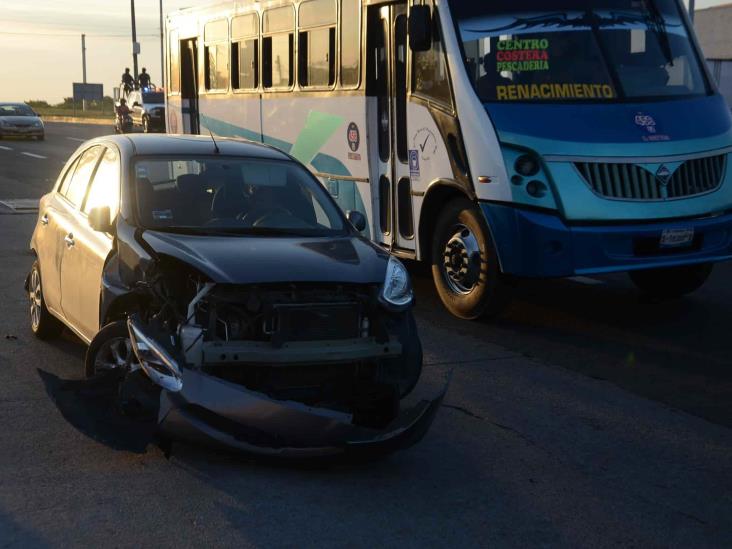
[[656, 165, 672, 185], [635, 113, 657, 134], [347, 122, 360, 152]]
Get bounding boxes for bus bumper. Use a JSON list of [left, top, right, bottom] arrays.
[[480, 202, 732, 278]]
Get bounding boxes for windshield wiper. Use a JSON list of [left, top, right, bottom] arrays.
[[149, 226, 329, 237], [642, 0, 674, 67]]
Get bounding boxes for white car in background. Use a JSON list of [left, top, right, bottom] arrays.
[[0, 103, 44, 141]]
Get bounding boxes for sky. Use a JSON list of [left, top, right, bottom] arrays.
[[0, 0, 727, 103]]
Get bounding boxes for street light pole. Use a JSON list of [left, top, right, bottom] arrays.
[[81, 34, 87, 111], [160, 0, 166, 89], [131, 0, 139, 81]]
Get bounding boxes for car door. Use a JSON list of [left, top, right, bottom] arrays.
[[56, 145, 104, 341], [72, 146, 120, 339], [34, 156, 81, 316]]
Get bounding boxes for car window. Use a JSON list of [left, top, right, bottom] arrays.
[[83, 147, 120, 219], [63, 146, 103, 207], [58, 156, 81, 195]]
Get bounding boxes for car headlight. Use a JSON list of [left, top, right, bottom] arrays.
[[380, 256, 414, 309], [33, 120, 43, 127], [127, 317, 183, 392]]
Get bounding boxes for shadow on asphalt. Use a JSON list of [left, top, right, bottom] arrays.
[[37, 368, 157, 454], [408, 261, 732, 428]]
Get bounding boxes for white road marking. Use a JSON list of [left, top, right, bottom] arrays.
[[21, 152, 46, 159], [569, 276, 605, 286], [66, 137, 85, 142], [0, 198, 39, 214], [0, 145, 13, 151]]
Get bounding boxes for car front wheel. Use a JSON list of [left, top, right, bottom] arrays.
[[28, 260, 63, 340], [431, 197, 512, 320], [629, 263, 713, 298]]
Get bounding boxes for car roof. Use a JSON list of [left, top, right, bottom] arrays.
[[90, 134, 293, 160]]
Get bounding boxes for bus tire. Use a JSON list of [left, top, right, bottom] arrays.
[[628, 263, 713, 298], [431, 197, 511, 320]]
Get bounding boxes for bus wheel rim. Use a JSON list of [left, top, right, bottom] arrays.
[[443, 224, 481, 295]]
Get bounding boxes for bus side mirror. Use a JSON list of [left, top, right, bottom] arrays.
[[409, 5, 432, 52], [88, 206, 114, 233], [347, 210, 367, 232]]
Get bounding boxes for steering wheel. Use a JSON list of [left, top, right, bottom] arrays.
[[239, 207, 293, 227]]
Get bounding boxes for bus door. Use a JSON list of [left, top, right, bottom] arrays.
[[180, 38, 200, 134], [368, 3, 415, 254]]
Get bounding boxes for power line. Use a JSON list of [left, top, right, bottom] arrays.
[[0, 31, 159, 38]]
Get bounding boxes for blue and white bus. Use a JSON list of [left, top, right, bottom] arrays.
[[165, 0, 732, 319]]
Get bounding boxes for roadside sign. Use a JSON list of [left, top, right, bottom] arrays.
[[72, 83, 103, 102]]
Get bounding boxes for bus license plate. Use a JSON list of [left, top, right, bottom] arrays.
[[660, 228, 694, 248]]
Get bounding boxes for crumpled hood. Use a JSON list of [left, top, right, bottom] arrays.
[[141, 230, 389, 284]]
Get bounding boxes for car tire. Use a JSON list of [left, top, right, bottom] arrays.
[[84, 320, 133, 379], [28, 260, 63, 340], [628, 263, 713, 298], [431, 197, 512, 320]]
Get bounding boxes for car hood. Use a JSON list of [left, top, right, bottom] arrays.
[[1, 116, 41, 125], [141, 230, 389, 284]]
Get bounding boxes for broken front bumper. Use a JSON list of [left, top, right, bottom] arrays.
[[157, 366, 447, 458]]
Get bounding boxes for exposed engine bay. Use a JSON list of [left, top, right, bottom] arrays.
[[108, 255, 440, 456]]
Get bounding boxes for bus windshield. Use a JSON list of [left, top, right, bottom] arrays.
[[451, 0, 710, 103]]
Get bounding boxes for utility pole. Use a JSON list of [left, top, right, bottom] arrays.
[[689, 0, 696, 22], [160, 0, 166, 88], [81, 34, 87, 111], [131, 0, 139, 81]]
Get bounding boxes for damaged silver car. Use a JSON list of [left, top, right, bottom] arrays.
[[27, 134, 445, 457]]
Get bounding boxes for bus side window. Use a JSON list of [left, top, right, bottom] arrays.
[[412, 1, 452, 108], [169, 31, 180, 94], [340, 0, 361, 88], [232, 13, 260, 90], [204, 19, 229, 91], [263, 6, 295, 89], [298, 0, 337, 88]]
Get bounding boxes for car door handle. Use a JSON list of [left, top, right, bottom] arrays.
[[40, 214, 49, 226], [64, 233, 75, 248]]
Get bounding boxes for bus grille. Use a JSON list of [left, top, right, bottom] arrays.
[[574, 155, 727, 200]]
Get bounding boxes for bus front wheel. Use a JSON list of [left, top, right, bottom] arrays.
[[431, 197, 512, 320], [628, 263, 713, 298]]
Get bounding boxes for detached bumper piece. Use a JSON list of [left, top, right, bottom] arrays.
[[128, 307, 442, 458], [157, 366, 446, 458]]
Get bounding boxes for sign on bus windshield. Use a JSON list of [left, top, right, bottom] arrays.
[[451, 0, 709, 103]]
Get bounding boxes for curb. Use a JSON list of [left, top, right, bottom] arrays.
[[42, 115, 113, 126]]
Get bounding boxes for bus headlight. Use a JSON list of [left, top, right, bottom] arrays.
[[515, 154, 540, 177], [380, 256, 414, 309]]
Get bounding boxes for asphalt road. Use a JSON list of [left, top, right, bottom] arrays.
[[0, 123, 731, 547]]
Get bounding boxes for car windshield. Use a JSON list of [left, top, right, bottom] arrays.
[[451, 0, 709, 103], [134, 156, 348, 236], [142, 92, 164, 104], [0, 104, 35, 116]]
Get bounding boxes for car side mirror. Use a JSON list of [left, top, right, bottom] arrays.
[[88, 206, 114, 233], [409, 5, 432, 52], [347, 210, 367, 232]]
